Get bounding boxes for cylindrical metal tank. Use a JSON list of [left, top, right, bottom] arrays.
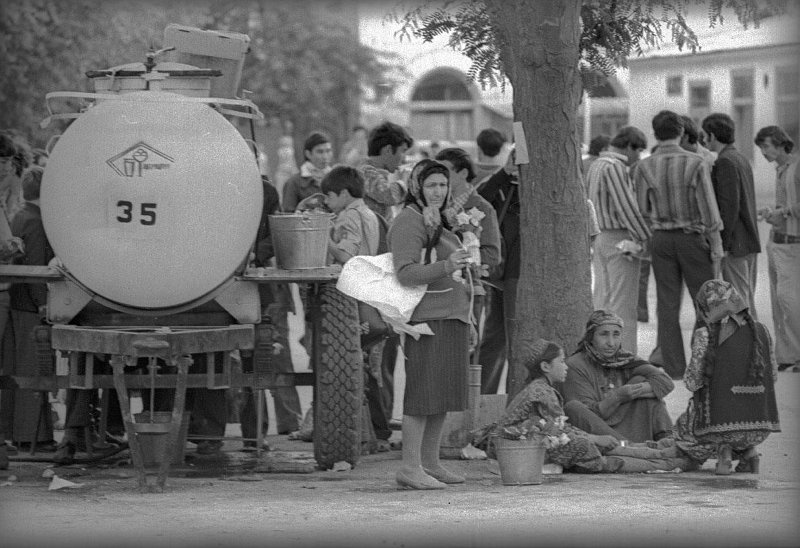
[[41, 90, 262, 309]]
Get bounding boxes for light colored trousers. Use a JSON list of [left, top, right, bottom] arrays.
[[592, 230, 640, 355], [721, 253, 758, 321], [767, 239, 800, 365]]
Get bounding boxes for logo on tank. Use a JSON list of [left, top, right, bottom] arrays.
[[106, 142, 174, 177]]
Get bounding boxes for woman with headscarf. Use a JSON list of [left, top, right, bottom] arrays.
[[388, 159, 473, 489], [473, 338, 695, 474], [673, 280, 780, 474], [562, 310, 675, 443]]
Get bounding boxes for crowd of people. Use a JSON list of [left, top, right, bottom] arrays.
[[0, 110, 796, 489]]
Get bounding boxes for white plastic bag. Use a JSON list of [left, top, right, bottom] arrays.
[[336, 253, 432, 338]]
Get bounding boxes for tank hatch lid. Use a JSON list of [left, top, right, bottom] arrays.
[[86, 62, 221, 79]]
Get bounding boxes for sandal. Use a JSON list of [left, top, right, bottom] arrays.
[[715, 444, 732, 476]]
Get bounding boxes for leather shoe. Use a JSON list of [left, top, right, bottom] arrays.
[[396, 468, 446, 490], [423, 465, 465, 484], [735, 447, 760, 473], [53, 441, 76, 465]]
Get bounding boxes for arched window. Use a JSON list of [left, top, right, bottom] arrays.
[[412, 71, 472, 101], [409, 69, 478, 143]]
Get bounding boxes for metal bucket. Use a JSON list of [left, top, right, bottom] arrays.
[[493, 437, 546, 485], [133, 411, 191, 467], [269, 213, 332, 269]]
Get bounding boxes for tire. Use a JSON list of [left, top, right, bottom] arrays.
[[313, 282, 363, 469]]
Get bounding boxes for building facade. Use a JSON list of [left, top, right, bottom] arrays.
[[627, 13, 800, 196]]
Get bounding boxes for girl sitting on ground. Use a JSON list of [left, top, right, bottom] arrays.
[[473, 339, 695, 473]]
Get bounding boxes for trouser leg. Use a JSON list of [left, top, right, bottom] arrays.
[[379, 335, 398, 424], [265, 301, 302, 433], [722, 253, 758, 320], [563, 400, 623, 438], [477, 286, 506, 394], [767, 240, 800, 364], [595, 231, 640, 355], [650, 232, 685, 377], [638, 259, 651, 322]]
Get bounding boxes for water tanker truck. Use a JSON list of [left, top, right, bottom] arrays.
[[0, 25, 364, 490]]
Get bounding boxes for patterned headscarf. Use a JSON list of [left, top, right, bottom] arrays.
[[524, 338, 562, 382], [695, 279, 748, 325], [575, 310, 646, 369], [695, 279, 770, 383], [406, 159, 451, 242]]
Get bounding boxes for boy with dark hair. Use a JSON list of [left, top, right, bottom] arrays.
[[321, 165, 391, 448], [632, 110, 724, 379], [701, 113, 761, 321], [282, 131, 333, 212], [754, 125, 800, 372], [358, 122, 414, 220], [322, 165, 379, 265], [652, 110, 685, 141]]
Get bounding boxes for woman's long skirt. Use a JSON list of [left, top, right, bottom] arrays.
[[403, 319, 469, 416]]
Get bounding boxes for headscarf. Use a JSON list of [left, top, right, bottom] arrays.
[[405, 159, 451, 245], [695, 279, 747, 325], [575, 309, 646, 369], [524, 338, 562, 382], [695, 279, 770, 382]]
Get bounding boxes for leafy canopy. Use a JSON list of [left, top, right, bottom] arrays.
[[392, 0, 786, 90]]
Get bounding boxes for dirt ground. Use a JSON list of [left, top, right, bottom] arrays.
[[1, 374, 798, 548], [2, 225, 798, 548]]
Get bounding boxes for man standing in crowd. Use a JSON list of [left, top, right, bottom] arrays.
[[473, 128, 508, 187], [355, 121, 414, 440], [477, 148, 520, 394], [281, 132, 333, 213], [356, 121, 413, 222], [754, 125, 800, 373], [586, 126, 650, 355], [680, 114, 717, 169], [702, 113, 761, 318], [582, 134, 611, 178], [9, 167, 56, 451], [633, 110, 724, 379]]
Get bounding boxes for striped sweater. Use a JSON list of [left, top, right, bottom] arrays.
[[632, 144, 723, 234], [586, 150, 651, 243]]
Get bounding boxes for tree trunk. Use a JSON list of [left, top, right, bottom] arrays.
[[485, 0, 592, 399]]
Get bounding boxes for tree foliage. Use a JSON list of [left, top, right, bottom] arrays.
[[0, 0, 391, 152], [393, 0, 787, 91]]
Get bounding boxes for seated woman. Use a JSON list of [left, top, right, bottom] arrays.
[[473, 339, 693, 473], [673, 280, 780, 475], [562, 310, 674, 443]]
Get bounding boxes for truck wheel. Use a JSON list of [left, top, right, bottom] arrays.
[[313, 282, 363, 469]]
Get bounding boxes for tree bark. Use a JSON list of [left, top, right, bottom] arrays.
[[485, 0, 592, 399]]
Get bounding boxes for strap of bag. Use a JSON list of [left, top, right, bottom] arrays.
[[496, 184, 516, 227]]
